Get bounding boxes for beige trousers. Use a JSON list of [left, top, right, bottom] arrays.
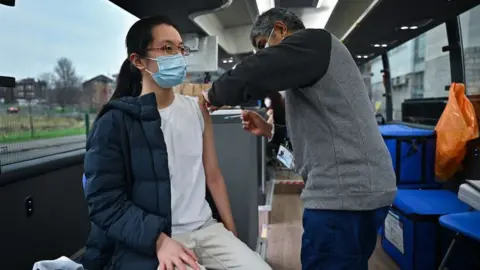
[[171, 220, 271, 270]]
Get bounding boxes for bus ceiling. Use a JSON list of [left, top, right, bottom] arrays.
[[0, 0, 15, 7], [109, 0, 479, 74], [108, 0, 230, 34], [188, 0, 371, 56], [109, 0, 235, 70], [108, 0, 375, 70], [342, 0, 480, 66]]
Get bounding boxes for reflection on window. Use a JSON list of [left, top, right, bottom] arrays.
[[0, 0, 137, 166], [366, 23, 450, 121], [414, 34, 426, 63], [460, 5, 480, 95]]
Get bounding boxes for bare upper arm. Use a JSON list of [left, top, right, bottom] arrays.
[[198, 98, 220, 176], [198, 96, 212, 127]]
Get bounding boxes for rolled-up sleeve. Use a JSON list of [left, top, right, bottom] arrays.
[[84, 111, 166, 256]]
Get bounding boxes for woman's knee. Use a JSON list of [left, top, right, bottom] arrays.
[[227, 241, 271, 269], [242, 252, 272, 270]]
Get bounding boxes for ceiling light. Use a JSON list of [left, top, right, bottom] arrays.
[[316, 0, 324, 8], [381, 44, 387, 47], [374, 44, 380, 47], [400, 25, 418, 30], [363, 55, 368, 59], [357, 55, 362, 58], [256, 0, 275, 14], [222, 60, 227, 63], [228, 59, 234, 63]]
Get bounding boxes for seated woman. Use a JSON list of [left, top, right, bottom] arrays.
[[83, 15, 271, 270]]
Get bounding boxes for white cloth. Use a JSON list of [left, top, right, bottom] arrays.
[[159, 94, 212, 235], [32, 256, 84, 270]]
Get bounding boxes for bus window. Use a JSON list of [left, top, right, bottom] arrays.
[[0, 0, 137, 168], [368, 23, 450, 121], [460, 4, 480, 95], [369, 56, 385, 117]]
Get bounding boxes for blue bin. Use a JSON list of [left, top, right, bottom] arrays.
[[381, 189, 470, 270], [379, 124, 438, 188]]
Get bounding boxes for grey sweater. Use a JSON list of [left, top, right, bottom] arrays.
[[208, 29, 397, 211]]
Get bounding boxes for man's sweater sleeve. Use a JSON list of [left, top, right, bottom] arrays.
[[207, 29, 332, 107]]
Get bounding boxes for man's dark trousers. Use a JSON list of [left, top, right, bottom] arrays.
[[301, 207, 389, 270]]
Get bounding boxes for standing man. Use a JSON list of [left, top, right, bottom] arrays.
[[203, 7, 396, 270]]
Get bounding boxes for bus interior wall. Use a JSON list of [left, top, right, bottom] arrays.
[[0, 163, 89, 270]]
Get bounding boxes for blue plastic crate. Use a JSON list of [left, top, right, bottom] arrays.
[[381, 189, 470, 270], [379, 124, 438, 188]]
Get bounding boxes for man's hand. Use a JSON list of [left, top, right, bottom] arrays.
[[241, 110, 273, 138], [201, 90, 220, 112]]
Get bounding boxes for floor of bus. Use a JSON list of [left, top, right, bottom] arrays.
[[266, 185, 400, 270]]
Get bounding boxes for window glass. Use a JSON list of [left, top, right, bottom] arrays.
[[368, 56, 385, 117], [367, 23, 450, 121], [0, 0, 137, 166], [460, 4, 480, 95]]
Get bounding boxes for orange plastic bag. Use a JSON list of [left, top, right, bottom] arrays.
[[435, 83, 479, 180]]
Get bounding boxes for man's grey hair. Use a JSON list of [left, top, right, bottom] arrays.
[[250, 7, 305, 47]]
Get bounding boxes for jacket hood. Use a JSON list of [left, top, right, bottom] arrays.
[[97, 93, 159, 121]]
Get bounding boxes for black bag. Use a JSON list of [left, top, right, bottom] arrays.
[[462, 137, 480, 180]]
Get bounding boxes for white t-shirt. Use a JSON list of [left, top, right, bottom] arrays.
[[158, 94, 212, 235]]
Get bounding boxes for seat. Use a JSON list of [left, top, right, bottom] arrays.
[[437, 211, 480, 269], [440, 212, 480, 242]]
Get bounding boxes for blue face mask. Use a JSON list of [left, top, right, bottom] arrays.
[[146, 53, 187, 88]]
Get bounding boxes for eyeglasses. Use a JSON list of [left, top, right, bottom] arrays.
[[148, 44, 190, 56]]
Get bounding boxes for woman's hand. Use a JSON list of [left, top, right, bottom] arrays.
[[156, 233, 200, 270]]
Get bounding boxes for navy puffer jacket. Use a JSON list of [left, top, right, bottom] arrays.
[[81, 93, 219, 270]]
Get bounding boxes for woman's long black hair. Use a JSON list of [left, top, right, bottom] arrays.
[[96, 16, 177, 120], [112, 15, 177, 100]]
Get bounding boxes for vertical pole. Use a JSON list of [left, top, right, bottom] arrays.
[[84, 112, 90, 137], [381, 52, 393, 121], [444, 16, 465, 89], [28, 99, 34, 138], [438, 232, 459, 270]]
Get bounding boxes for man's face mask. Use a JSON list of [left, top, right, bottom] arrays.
[[264, 28, 275, 49], [264, 27, 287, 49], [145, 53, 187, 88]]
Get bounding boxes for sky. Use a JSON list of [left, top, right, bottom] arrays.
[[0, 0, 139, 81]]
